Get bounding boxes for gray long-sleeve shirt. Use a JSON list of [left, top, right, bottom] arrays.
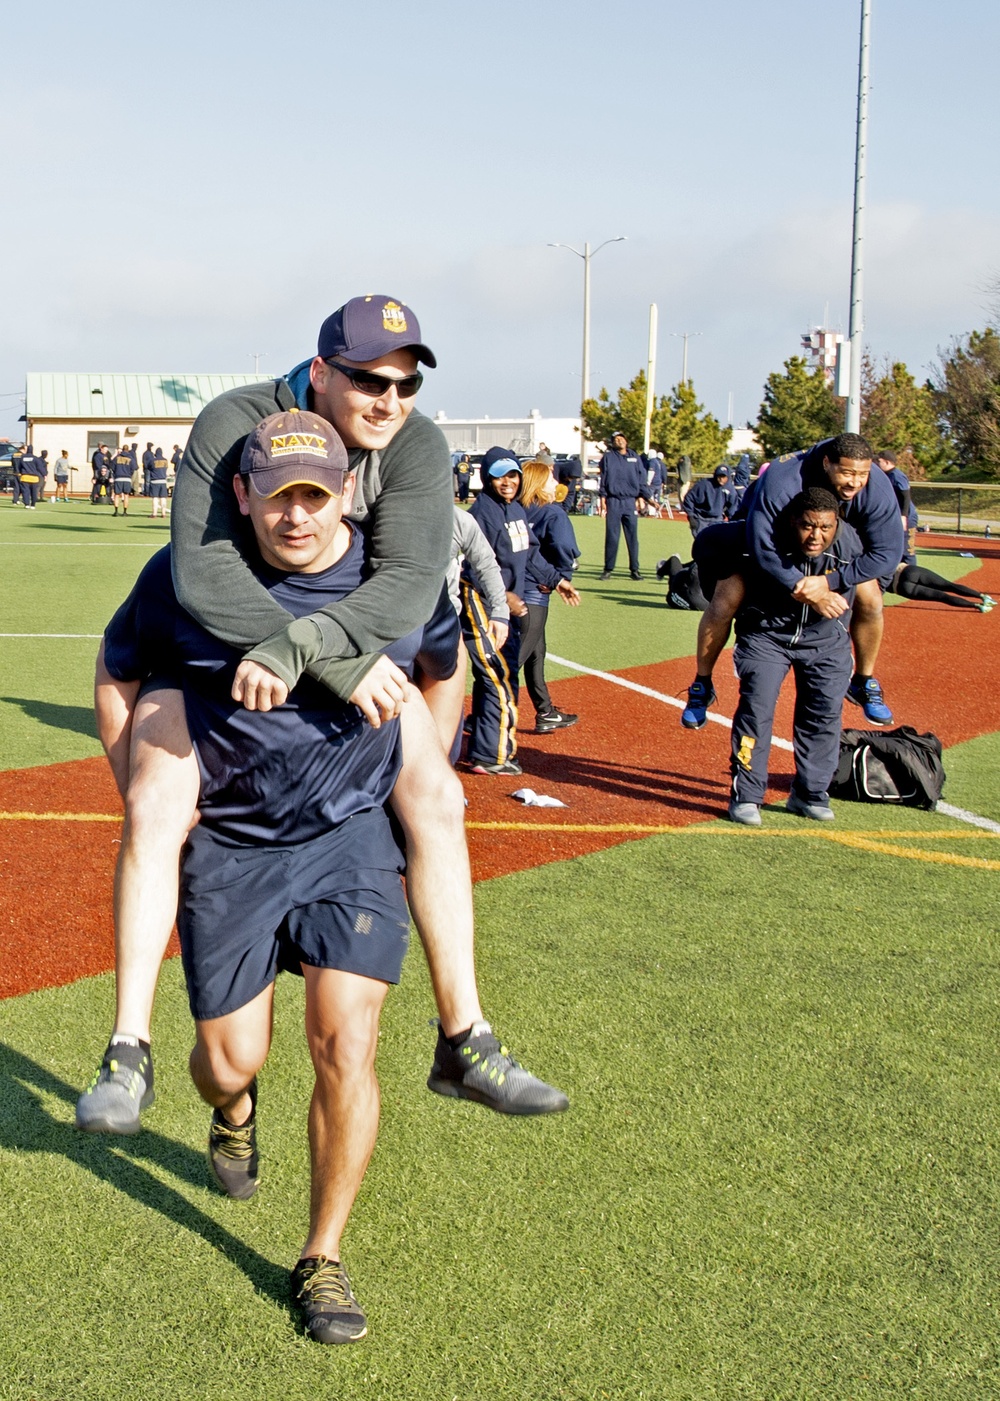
[[448, 507, 510, 621], [170, 375, 453, 700]]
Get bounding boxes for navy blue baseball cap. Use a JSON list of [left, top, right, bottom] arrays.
[[317, 295, 437, 368], [482, 446, 522, 478], [240, 410, 350, 498]]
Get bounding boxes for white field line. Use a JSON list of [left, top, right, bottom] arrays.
[[0, 542, 161, 547], [549, 652, 999, 832], [548, 652, 793, 752], [936, 801, 1000, 834]]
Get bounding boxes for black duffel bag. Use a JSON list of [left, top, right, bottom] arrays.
[[830, 725, 945, 809]]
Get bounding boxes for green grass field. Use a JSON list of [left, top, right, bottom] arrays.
[[1, 501, 998, 1400]]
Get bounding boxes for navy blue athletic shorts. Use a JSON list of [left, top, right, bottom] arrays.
[[113, 478, 133, 495], [692, 520, 748, 600], [414, 582, 461, 681], [149, 482, 168, 498], [178, 806, 409, 1021]]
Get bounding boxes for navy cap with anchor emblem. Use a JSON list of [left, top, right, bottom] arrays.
[[317, 295, 437, 368]]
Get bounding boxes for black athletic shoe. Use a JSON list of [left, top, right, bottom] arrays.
[[75, 1039, 154, 1135], [470, 759, 523, 776], [599, 571, 613, 580], [535, 709, 579, 734], [208, 1078, 259, 1199], [427, 1020, 569, 1115], [292, 1256, 368, 1344], [629, 570, 644, 580]]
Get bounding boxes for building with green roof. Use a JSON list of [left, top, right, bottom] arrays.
[[24, 372, 272, 493]]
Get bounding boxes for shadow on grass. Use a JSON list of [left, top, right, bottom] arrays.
[[519, 750, 731, 815], [0, 1041, 292, 1312], [0, 697, 98, 740]]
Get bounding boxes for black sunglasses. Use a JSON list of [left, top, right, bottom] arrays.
[[324, 359, 423, 399]]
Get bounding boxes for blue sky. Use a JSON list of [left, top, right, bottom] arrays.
[[3, 0, 998, 440]]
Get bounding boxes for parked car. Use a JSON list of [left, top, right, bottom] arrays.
[[0, 442, 23, 494]]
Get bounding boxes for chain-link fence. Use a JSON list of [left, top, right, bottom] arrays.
[[910, 482, 1000, 537]]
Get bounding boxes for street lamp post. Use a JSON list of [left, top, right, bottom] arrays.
[[846, 0, 871, 434], [549, 236, 626, 473], [670, 330, 702, 387]]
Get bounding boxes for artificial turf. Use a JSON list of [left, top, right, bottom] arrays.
[[1, 812, 998, 1400], [1, 500, 998, 1399]]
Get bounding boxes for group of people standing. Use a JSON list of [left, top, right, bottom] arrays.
[[7, 446, 72, 505], [89, 441, 182, 513]]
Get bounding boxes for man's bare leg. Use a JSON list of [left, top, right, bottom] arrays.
[[291, 967, 386, 1344], [115, 688, 200, 1040], [416, 635, 468, 757], [682, 573, 746, 729], [392, 687, 481, 1036], [76, 686, 200, 1133], [191, 981, 275, 1200], [695, 573, 746, 676], [393, 686, 568, 1115], [300, 967, 387, 1260]]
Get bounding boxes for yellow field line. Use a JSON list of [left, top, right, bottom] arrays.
[[813, 832, 1000, 871], [1, 812, 996, 870], [466, 821, 998, 840], [1, 810, 996, 843]]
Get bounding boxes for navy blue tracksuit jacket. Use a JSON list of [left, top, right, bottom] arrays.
[[745, 442, 904, 592]]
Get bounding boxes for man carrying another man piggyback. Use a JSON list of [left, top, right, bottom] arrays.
[[77, 297, 569, 1345]]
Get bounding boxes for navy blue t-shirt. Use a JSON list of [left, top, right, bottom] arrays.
[[103, 527, 420, 844]]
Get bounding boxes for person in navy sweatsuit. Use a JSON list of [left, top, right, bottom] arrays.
[[683, 464, 736, 536], [463, 447, 576, 774], [876, 449, 918, 565], [598, 430, 654, 578], [728, 486, 863, 826]]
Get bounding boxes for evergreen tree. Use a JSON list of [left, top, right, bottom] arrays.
[[756, 356, 842, 459], [582, 372, 729, 473], [932, 329, 1000, 479], [859, 355, 949, 477]]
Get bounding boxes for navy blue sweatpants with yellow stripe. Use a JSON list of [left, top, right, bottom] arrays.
[[731, 629, 851, 806], [461, 580, 520, 768]]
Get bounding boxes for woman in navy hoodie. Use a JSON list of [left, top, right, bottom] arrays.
[[519, 459, 581, 734], [463, 448, 577, 775]]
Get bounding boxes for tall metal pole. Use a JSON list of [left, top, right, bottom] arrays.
[[581, 242, 591, 472], [548, 236, 626, 470], [643, 303, 658, 453], [671, 331, 702, 387], [846, 0, 871, 434]]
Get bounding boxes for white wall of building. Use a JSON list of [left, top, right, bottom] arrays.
[[26, 421, 193, 494], [432, 411, 581, 457]]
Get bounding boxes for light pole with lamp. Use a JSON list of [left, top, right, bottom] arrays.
[[548, 236, 626, 474], [670, 330, 702, 387]]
